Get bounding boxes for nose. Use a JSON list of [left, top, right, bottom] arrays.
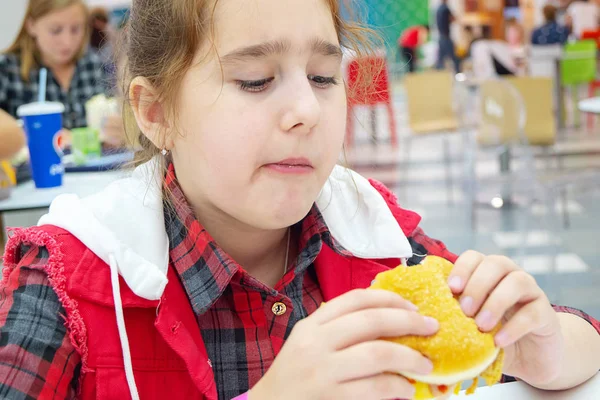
[[280, 75, 321, 134], [60, 31, 78, 51]]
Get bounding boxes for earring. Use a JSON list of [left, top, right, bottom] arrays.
[[161, 149, 168, 156]]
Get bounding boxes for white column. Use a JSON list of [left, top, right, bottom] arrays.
[[0, 1, 27, 51]]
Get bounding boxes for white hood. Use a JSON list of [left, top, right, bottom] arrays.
[[38, 157, 414, 400], [38, 160, 170, 301]]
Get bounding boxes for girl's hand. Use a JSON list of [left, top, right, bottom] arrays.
[[102, 115, 126, 148], [250, 289, 440, 400], [447, 251, 565, 387]]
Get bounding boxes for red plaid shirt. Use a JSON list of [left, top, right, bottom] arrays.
[[1, 165, 599, 399]]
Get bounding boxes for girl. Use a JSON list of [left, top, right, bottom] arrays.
[[0, 0, 112, 134], [1, 0, 599, 399]]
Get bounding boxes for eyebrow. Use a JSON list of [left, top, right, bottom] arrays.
[[221, 37, 343, 64]]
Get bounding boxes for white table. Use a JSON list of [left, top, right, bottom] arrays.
[[579, 97, 600, 115], [456, 372, 600, 399], [0, 171, 123, 212], [0, 171, 123, 250]]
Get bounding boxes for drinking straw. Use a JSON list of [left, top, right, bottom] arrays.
[[38, 68, 48, 103]]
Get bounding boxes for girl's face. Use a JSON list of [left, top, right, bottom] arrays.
[[171, 0, 346, 230], [27, 4, 87, 67]]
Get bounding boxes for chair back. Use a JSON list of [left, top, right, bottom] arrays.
[[528, 45, 562, 78], [478, 79, 526, 147], [560, 40, 597, 86], [404, 71, 458, 134], [506, 77, 556, 146], [347, 56, 391, 106]]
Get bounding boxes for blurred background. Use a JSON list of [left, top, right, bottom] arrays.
[[1, 0, 599, 317]]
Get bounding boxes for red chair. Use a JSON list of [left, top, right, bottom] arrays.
[[581, 30, 600, 49], [346, 56, 397, 147]]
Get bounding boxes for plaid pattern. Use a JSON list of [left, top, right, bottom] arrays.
[[0, 51, 109, 129], [1, 165, 599, 399], [406, 227, 457, 266], [0, 245, 79, 400]]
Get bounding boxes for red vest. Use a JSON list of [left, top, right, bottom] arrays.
[[2, 182, 453, 400]]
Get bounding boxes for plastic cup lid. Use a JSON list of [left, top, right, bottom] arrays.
[[17, 102, 65, 117]]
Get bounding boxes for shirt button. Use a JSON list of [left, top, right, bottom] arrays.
[[272, 302, 287, 316]]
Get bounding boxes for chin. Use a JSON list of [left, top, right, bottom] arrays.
[[370, 256, 505, 399], [257, 200, 315, 230], [54, 54, 75, 64]]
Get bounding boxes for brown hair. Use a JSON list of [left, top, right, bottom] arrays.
[[90, 7, 109, 50], [121, 0, 380, 168], [4, 0, 89, 82], [543, 5, 557, 23]]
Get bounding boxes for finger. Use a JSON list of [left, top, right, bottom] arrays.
[[336, 373, 415, 400], [323, 308, 439, 350], [460, 256, 520, 317], [475, 270, 542, 332], [494, 297, 549, 348], [447, 250, 485, 294], [333, 340, 434, 382], [311, 289, 418, 325]]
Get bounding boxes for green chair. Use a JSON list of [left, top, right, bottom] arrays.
[[560, 40, 598, 127]]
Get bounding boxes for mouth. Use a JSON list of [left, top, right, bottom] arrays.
[[264, 157, 314, 174]]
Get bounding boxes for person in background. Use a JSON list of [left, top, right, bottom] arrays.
[[0, 109, 26, 160], [435, 0, 461, 73], [0, 0, 116, 137], [89, 7, 116, 78], [399, 24, 430, 73], [566, 0, 600, 38], [532, 5, 570, 45], [470, 29, 519, 79]]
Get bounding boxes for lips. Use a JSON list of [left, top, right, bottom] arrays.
[[271, 158, 313, 168], [264, 157, 314, 174]]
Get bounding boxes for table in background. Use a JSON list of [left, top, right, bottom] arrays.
[[456, 372, 600, 399], [579, 97, 600, 115], [0, 171, 123, 251]]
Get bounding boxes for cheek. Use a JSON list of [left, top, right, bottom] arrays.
[[74, 30, 86, 45], [319, 90, 348, 155], [36, 34, 57, 53], [176, 103, 266, 180]]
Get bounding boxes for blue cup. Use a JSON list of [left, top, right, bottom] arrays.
[[17, 102, 65, 188]]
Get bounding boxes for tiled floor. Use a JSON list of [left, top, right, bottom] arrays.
[[346, 91, 600, 318]]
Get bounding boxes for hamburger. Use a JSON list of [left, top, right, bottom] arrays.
[[369, 256, 504, 399]]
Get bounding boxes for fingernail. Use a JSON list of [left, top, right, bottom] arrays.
[[460, 296, 474, 316], [419, 359, 434, 375], [424, 316, 439, 332], [448, 276, 462, 291], [475, 310, 494, 330], [495, 330, 511, 347]]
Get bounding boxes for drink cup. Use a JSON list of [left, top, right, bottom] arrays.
[[17, 102, 65, 188]]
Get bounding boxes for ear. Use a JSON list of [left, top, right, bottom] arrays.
[[25, 18, 37, 38], [129, 77, 174, 151]]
